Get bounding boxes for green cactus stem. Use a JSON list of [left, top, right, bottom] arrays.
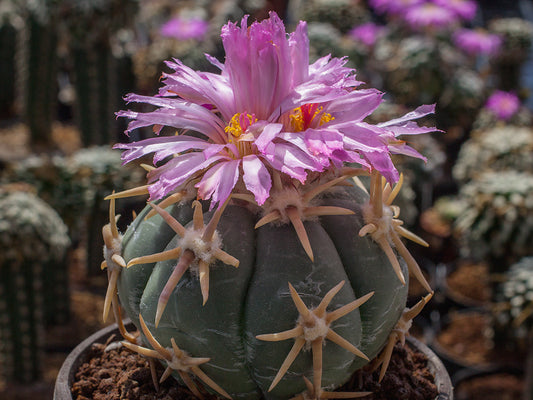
[[0, 190, 70, 383], [101, 170, 432, 399], [16, 9, 58, 151]]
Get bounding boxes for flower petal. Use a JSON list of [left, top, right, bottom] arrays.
[[242, 156, 272, 205], [196, 159, 241, 208]]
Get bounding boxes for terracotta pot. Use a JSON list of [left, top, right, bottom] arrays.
[[54, 321, 454, 400]]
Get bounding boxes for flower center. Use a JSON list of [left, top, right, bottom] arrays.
[[225, 112, 257, 157], [289, 104, 334, 132]]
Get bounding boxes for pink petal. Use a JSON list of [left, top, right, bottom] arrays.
[[242, 156, 272, 205], [196, 159, 241, 208]]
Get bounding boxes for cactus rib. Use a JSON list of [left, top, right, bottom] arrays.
[[256, 281, 374, 396]]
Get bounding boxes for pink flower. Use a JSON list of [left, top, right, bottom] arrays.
[[116, 12, 437, 208], [159, 16, 209, 40], [453, 28, 501, 56], [432, 0, 477, 21], [348, 22, 384, 47], [368, 0, 424, 16], [403, 2, 459, 30], [485, 91, 521, 120]]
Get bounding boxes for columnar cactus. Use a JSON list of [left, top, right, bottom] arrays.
[[59, 0, 138, 146], [101, 13, 437, 399], [0, 189, 70, 383], [15, 1, 59, 150]]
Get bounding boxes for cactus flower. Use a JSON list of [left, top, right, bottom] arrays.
[[116, 12, 434, 209]]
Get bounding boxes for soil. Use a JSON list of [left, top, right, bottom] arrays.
[[445, 261, 491, 305], [72, 337, 439, 400], [436, 311, 494, 366], [454, 372, 524, 400]]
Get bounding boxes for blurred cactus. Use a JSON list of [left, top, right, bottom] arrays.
[[58, 0, 139, 146], [0, 2, 21, 120], [453, 126, 533, 184], [299, 0, 368, 34], [454, 170, 533, 270], [15, 1, 59, 151], [1, 147, 145, 275], [0, 189, 70, 383], [132, 0, 241, 96], [488, 18, 533, 91], [494, 256, 533, 344]]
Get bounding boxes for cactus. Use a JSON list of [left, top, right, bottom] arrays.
[[0, 1, 20, 120], [488, 18, 533, 91], [494, 257, 533, 343], [15, 1, 59, 151], [1, 147, 145, 276], [454, 170, 533, 270], [59, 0, 138, 146], [99, 13, 436, 399], [453, 126, 533, 184], [0, 189, 70, 383], [299, 0, 368, 34]]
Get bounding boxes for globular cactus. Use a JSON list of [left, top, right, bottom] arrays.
[[493, 256, 533, 345], [454, 170, 533, 270], [0, 189, 70, 383], [453, 126, 533, 184], [100, 13, 436, 400]]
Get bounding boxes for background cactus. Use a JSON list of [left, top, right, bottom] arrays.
[[15, 1, 59, 151], [453, 125, 533, 184], [494, 256, 533, 344], [1, 147, 145, 275], [0, 189, 70, 383], [453, 170, 533, 271], [58, 0, 139, 146]]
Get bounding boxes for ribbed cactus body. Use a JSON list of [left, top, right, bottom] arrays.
[[117, 184, 408, 399]]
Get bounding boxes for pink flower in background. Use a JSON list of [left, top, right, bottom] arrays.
[[453, 28, 502, 56], [116, 12, 436, 208], [403, 2, 458, 30], [432, 0, 477, 21], [485, 91, 521, 120], [368, 0, 424, 16], [159, 16, 209, 40], [349, 22, 384, 47]]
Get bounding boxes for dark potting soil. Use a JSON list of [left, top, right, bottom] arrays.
[[71, 336, 438, 400]]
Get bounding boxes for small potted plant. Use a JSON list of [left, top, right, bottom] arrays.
[[56, 12, 451, 400]]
